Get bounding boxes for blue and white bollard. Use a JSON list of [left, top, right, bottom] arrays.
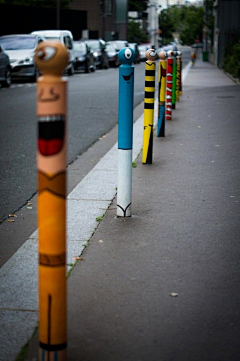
[[117, 47, 135, 217]]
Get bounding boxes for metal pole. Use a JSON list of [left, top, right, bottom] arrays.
[[117, 47, 136, 217], [165, 50, 173, 121], [142, 49, 158, 164], [157, 51, 167, 137], [35, 41, 69, 361]]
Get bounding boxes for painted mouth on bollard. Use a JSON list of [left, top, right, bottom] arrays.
[[122, 71, 133, 83], [38, 115, 65, 156]]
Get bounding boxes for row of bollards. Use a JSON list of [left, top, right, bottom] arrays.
[[117, 47, 183, 218], [143, 49, 182, 164], [34, 42, 183, 360]]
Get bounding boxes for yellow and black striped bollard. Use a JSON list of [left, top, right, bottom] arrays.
[[142, 49, 158, 164], [176, 52, 181, 102], [35, 41, 69, 361]]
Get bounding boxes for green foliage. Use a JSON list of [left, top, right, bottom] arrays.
[[223, 40, 240, 79], [0, 0, 71, 8], [159, 5, 204, 45], [180, 6, 204, 45], [128, 0, 149, 12], [128, 20, 148, 44]]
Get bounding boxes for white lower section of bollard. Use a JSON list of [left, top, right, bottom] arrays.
[[117, 149, 132, 217]]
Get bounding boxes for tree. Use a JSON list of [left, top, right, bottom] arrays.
[[127, 20, 148, 44], [128, 0, 149, 12], [159, 5, 204, 45]]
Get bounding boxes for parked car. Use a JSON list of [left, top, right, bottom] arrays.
[[138, 43, 151, 61], [0, 34, 45, 81], [129, 43, 141, 64], [157, 42, 178, 55], [169, 41, 178, 51], [31, 30, 75, 75], [107, 40, 129, 53], [0, 44, 11, 87], [87, 39, 109, 69], [191, 42, 203, 49], [73, 40, 96, 73], [105, 43, 120, 67]]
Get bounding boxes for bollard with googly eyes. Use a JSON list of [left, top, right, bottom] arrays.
[[176, 51, 182, 100], [34, 41, 69, 361], [142, 48, 158, 164], [157, 51, 167, 137], [172, 51, 177, 110], [117, 47, 135, 217], [166, 50, 174, 121]]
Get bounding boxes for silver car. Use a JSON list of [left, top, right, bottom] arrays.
[[0, 34, 45, 81]]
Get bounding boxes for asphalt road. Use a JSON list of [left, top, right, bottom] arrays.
[[0, 47, 190, 224]]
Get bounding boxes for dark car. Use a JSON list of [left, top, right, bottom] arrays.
[[129, 43, 141, 64], [0, 44, 11, 87], [105, 43, 120, 67], [0, 34, 45, 81], [107, 40, 129, 53], [87, 39, 109, 69], [73, 41, 96, 73]]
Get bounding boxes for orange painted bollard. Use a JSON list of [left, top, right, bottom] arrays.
[[35, 42, 69, 361]]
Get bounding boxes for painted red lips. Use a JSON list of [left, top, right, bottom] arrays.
[[122, 72, 133, 83], [38, 116, 65, 156]]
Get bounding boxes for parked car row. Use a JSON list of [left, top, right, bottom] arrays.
[[0, 31, 144, 87]]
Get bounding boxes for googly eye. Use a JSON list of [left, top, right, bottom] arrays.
[[37, 47, 57, 61], [124, 48, 132, 60], [149, 50, 157, 58]]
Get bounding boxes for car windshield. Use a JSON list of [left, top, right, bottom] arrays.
[[106, 44, 115, 52], [110, 41, 126, 49], [44, 36, 61, 42], [73, 42, 85, 52], [88, 41, 99, 50], [0, 36, 36, 50]]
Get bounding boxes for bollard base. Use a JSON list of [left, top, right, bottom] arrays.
[[117, 149, 132, 217]]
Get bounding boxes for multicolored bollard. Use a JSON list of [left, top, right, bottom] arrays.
[[176, 51, 181, 102], [117, 47, 135, 217], [178, 51, 182, 96], [142, 49, 158, 164], [35, 41, 69, 361], [172, 52, 177, 110], [166, 50, 173, 121], [157, 51, 167, 137]]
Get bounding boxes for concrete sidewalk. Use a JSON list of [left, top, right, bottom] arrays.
[[65, 60, 240, 360]]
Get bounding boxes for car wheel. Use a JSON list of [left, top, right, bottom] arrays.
[[68, 63, 75, 76], [104, 58, 109, 69], [2, 67, 11, 87], [30, 67, 40, 82], [85, 63, 90, 73]]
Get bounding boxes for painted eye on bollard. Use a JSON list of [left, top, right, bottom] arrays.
[[124, 48, 133, 60], [149, 49, 157, 58], [36, 47, 57, 61]]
